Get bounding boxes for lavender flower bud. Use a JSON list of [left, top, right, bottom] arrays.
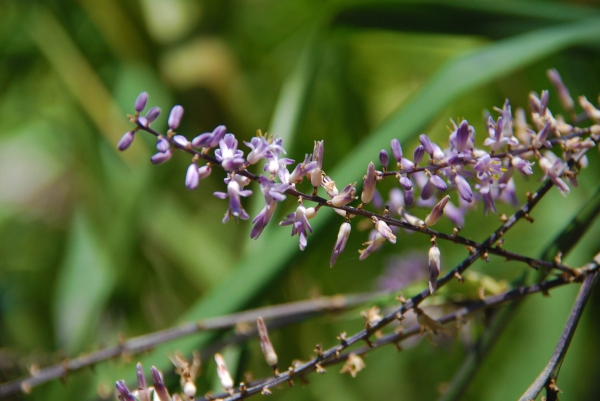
[[374, 218, 396, 244], [156, 137, 170, 153], [361, 162, 376, 204], [359, 231, 386, 260], [424, 195, 450, 226], [134, 92, 148, 113], [168, 105, 184, 130], [379, 149, 389, 168], [429, 174, 447, 191], [185, 164, 200, 190], [198, 165, 212, 179], [455, 120, 470, 153], [136, 363, 146, 390], [257, 317, 278, 368], [115, 381, 136, 401], [331, 183, 356, 207], [399, 176, 413, 191], [313, 140, 324, 169], [151, 367, 171, 401], [117, 131, 135, 151], [173, 135, 189, 148], [215, 353, 234, 393], [419, 134, 435, 155], [391, 139, 403, 163], [330, 222, 351, 267], [547, 69, 574, 112], [404, 188, 414, 207], [454, 175, 473, 202], [540, 90, 549, 115], [428, 243, 441, 294], [145, 106, 161, 123], [413, 145, 425, 165], [150, 149, 173, 165]]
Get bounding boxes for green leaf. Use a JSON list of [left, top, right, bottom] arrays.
[[53, 210, 116, 353]]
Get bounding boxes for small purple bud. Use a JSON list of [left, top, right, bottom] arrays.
[[547, 69, 574, 112], [455, 120, 470, 152], [150, 149, 173, 165], [424, 195, 450, 226], [391, 139, 403, 163], [168, 105, 184, 130], [379, 150, 389, 168], [145, 106, 161, 123], [198, 165, 212, 179], [134, 92, 148, 113], [404, 188, 414, 207], [361, 162, 377, 204], [156, 137, 170, 153], [330, 222, 351, 267], [399, 176, 413, 191], [413, 145, 425, 165], [540, 90, 549, 115], [419, 134, 435, 155], [151, 367, 171, 401], [429, 174, 447, 191], [173, 135, 189, 148], [117, 131, 135, 151], [136, 362, 146, 390], [185, 164, 200, 190], [454, 175, 473, 203], [116, 380, 136, 401]]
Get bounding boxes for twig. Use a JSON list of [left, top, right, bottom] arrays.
[[197, 261, 599, 401], [0, 292, 382, 397], [519, 270, 599, 401]]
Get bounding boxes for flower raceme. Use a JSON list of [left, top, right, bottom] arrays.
[[118, 71, 598, 270]]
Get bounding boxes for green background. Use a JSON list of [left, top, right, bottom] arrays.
[[1, 0, 600, 400]]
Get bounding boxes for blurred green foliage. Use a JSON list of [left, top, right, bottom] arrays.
[[1, 0, 600, 400]]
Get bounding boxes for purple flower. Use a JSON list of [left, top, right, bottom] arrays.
[[258, 175, 289, 205], [136, 362, 147, 390], [424, 195, 450, 226], [361, 162, 377, 204], [474, 154, 502, 181], [145, 106, 161, 124], [454, 174, 473, 203], [379, 150, 389, 169], [172, 134, 189, 148], [185, 163, 200, 190], [374, 218, 396, 244], [168, 105, 184, 130], [540, 156, 570, 195], [156, 136, 170, 153], [192, 125, 227, 149], [288, 154, 318, 184], [331, 183, 356, 207], [511, 156, 534, 175], [419, 134, 435, 155], [391, 139, 403, 163], [547, 69, 574, 112], [413, 145, 425, 165], [450, 120, 473, 153], [198, 165, 212, 180], [215, 134, 246, 171], [117, 131, 135, 151], [150, 148, 173, 164], [151, 367, 171, 401], [330, 222, 351, 267], [115, 381, 136, 401], [533, 121, 552, 149], [280, 205, 314, 250], [428, 243, 441, 294], [264, 140, 294, 178], [245, 136, 270, 165], [251, 202, 277, 240], [399, 176, 413, 191], [214, 177, 253, 223], [404, 188, 414, 207], [134, 92, 148, 113], [359, 231, 386, 260]]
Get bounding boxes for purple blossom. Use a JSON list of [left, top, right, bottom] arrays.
[[251, 203, 277, 240], [331, 183, 356, 207], [151, 367, 171, 401], [150, 148, 173, 164], [264, 141, 294, 178], [511, 156, 534, 175], [361, 162, 377, 204], [280, 205, 314, 250], [134, 92, 148, 113], [145, 106, 161, 124], [419, 134, 435, 155], [379, 150, 389, 168], [198, 165, 212, 180], [533, 121, 552, 149], [214, 177, 253, 223], [474, 154, 502, 181], [215, 134, 246, 171], [288, 154, 318, 184], [450, 120, 473, 153], [399, 176, 413, 191], [117, 131, 135, 151], [156, 136, 170, 153], [192, 125, 227, 149], [258, 175, 289, 205], [173, 134, 189, 148], [168, 105, 184, 130], [359, 231, 386, 260], [424, 195, 450, 226], [330, 222, 351, 267], [391, 139, 403, 163], [374, 218, 396, 244], [245, 136, 270, 165], [454, 174, 473, 203], [404, 188, 414, 207], [540, 155, 570, 195], [115, 381, 136, 401], [185, 164, 199, 190], [547, 69, 574, 112], [413, 145, 425, 165]]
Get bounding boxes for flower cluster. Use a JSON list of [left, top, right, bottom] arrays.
[[118, 69, 599, 293]]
